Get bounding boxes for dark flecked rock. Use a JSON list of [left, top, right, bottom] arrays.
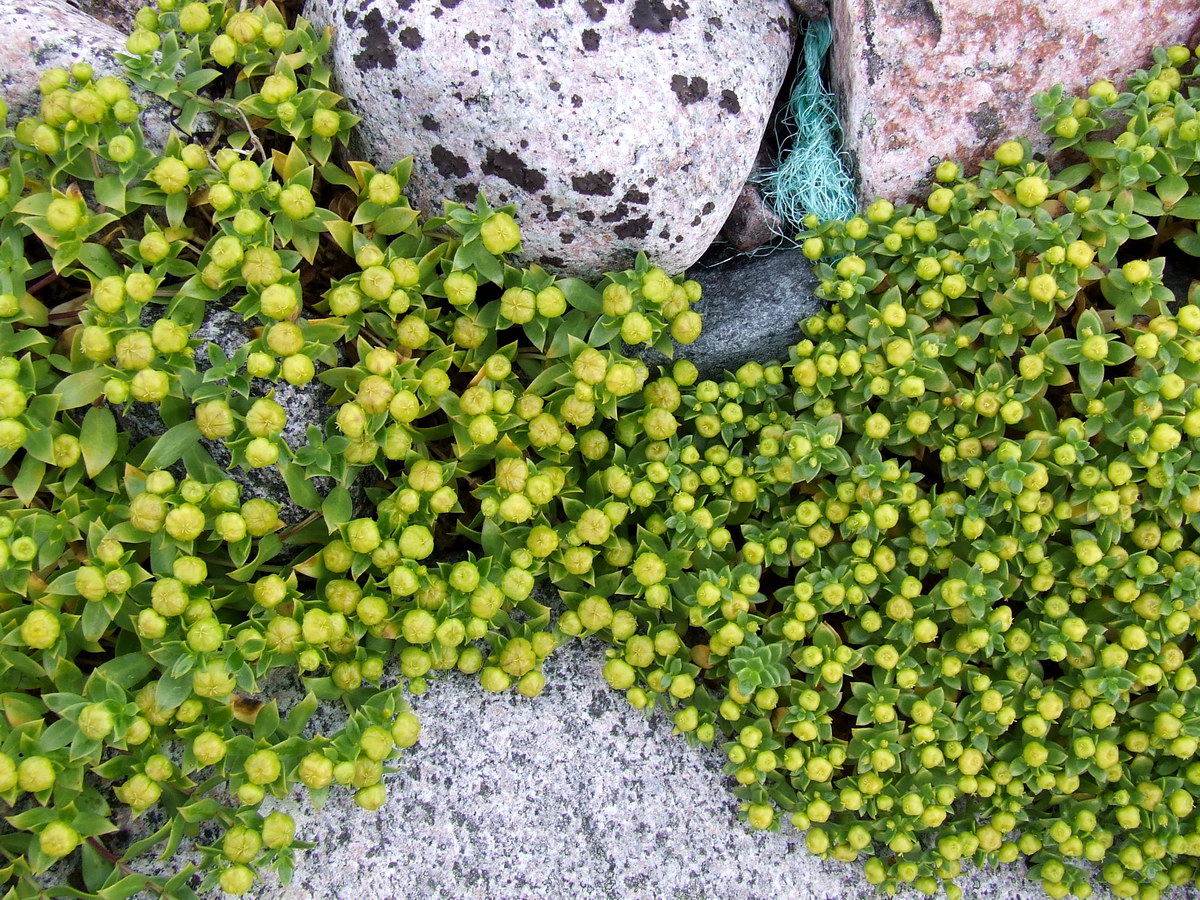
[[720, 184, 783, 252], [115, 305, 339, 526], [640, 248, 821, 378], [303, 0, 797, 276]]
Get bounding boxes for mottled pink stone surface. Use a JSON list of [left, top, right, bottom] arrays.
[[831, 0, 1200, 203]]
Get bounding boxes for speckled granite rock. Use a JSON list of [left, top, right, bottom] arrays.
[[639, 248, 821, 378], [114, 305, 338, 526], [304, 0, 797, 276], [830, 0, 1200, 203], [137, 639, 1060, 900], [0, 0, 171, 147]]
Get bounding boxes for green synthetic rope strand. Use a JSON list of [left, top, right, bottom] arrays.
[[754, 12, 858, 238]]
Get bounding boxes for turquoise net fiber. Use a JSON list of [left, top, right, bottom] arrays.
[[754, 12, 858, 238]]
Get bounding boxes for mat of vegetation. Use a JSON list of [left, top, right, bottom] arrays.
[[1, 4, 1199, 900]]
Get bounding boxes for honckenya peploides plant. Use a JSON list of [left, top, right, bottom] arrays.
[[1, 3, 1199, 899]]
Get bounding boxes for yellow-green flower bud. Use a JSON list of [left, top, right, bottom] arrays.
[[39, 822, 80, 859], [480, 212, 521, 254], [444, 271, 476, 305], [20, 608, 60, 648]]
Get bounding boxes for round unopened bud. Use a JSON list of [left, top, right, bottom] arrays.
[[39, 822, 80, 859], [480, 212, 521, 254]]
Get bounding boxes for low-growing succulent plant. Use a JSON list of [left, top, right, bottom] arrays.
[[1, 2, 1199, 899]]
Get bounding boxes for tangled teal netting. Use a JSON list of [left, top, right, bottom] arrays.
[[752, 12, 858, 242]]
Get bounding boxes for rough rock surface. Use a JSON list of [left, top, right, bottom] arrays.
[[830, 0, 1200, 203], [68, 0, 136, 33], [304, 0, 797, 276], [639, 248, 821, 378], [0, 0, 172, 147], [114, 305, 338, 526], [720, 183, 783, 251], [136, 639, 1046, 900]]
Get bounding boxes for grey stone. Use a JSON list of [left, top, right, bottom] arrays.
[[114, 304, 339, 526], [303, 0, 797, 276], [0, 0, 172, 149], [641, 248, 821, 379], [720, 183, 783, 252]]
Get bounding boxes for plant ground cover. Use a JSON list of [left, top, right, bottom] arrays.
[[1, 4, 1200, 900]]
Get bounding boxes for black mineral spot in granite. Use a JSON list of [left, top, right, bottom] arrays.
[[397, 25, 424, 50], [520, 139, 529, 149], [571, 171, 616, 196], [395, 0, 415, 8], [646, 176, 657, 186], [441, 0, 463, 6], [707, 14, 722, 27], [453, 182, 480, 203], [657, 226, 670, 239], [343, 9, 357, 26], [571, 94, 584, 108], [560, 231, 576, 243], [431, 145, 471, 179], [719, 89, 741, 114], [540, 196, 566, 221], [578, 210, 595, 222], [601, 203, 629, 223], [702, 200, 715, 214], [581, 28, 601, 51], [670, 74, 708, 105], [630, 0, 689, 33], [690, 215, 701, 226], [581, 0, 607, 21], [703, 30, 714, 42], [354, 9, 397, 70], [482, 45, 491, 54], [464, 30, 483, 47], [968, 102, 1002, 143], [470, 69, 479, 77], [420, 114, 440, 131], [548, 80, 561, 92], [622, 188, 649, 205], [432, 6, 443, 17], [617, 215, 652, 238], [542, 254, 566, 268], [901, 0, 943, 43], [537, 0, 557, 7], [482, 149, 547, 192], [390, 88, 404, 100]]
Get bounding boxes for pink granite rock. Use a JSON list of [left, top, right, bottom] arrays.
[[304, 0, 797, 276], [831, 0, 1200, 203]]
